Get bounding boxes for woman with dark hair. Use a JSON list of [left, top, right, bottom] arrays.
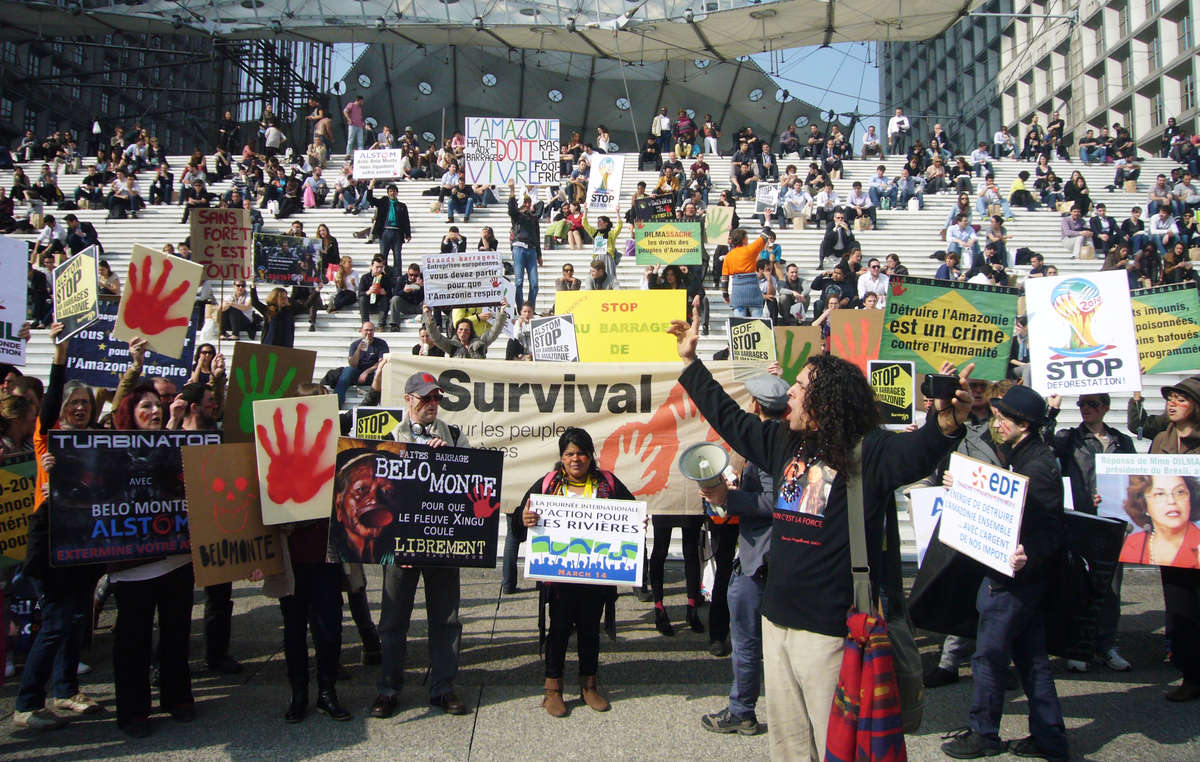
[[1065, 170, 1092, 215], [1119, 475, 1200, 566], [421, 304, 507, 359], [251, 286, 303, 348], [316, 223, 340, 282], [477, 226, 499, 251], [949, 157, 974, 194], [518, 427, 636, 716], [0, 394, 36, 454]]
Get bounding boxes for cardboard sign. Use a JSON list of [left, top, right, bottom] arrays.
[[190, 207, 252, 283], [584, 154, 623, 213], [421, 252, 506, 308], [828, 309, 884, 375], [0, 235, 29, 365], [223, 342, 317, 443], [252, 233, 321, 286], [352, 407, 405, 440], [464, 117, 560, 185], [880, 275, 1019, 380], [705, 205, 734, 245], [1026, 272, 1141, 395], [728, 317, 776, 364], [633, 194, 676, 221], [554, 290, 685, 362], [941, 453, 1028, 577], [253, 394, 340, 525], [113, 244, 202, 360], [0, 452, 36, 562], [47, 430, 220, 566], [773, 325, 822, 384], [869, 359, 915, 428], [525, 494, 646, 586], [1130, 282, 1200, 374], [908, 486, 943, 567], [754, 183, 780, 214], [181, 442, 284, 587], [634, 221, 703, 265], [352, 148, 406, 180], [52, 245, 100, 342], [65, 296, 198, 390], [330, 438, 503, 567], [530, 314, 580, 362], [1096, 453, 1200, 569]]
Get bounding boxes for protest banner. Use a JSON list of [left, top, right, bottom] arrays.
[[1130, 282, 1200, 374], [0, 235, 28, 366], [525, 494, 646, 586], [0, 452, 36, 562], [633, 221, 703, 266], [530, 314, 580, 362], [1026, 271, 1141, 395], [51, 245, 99, 342], [584, 154, 623, 214], [705, 205, 734, 245], [64, 296, 198, 390], [190, 207, 252, 283], [633, 194, 676, 221], [381, 356, 751, 516], [421, 252, 506, 309], [352, 407, 406, 440], [47, 430, 220, 566], [181, 442, 284, 588], [773, 325, 822, 384], [253, 394, 340, 525], [223, 342, 317, 443], [869, 359, 916, 429], [330, 438, 503, 567], [554, 290, 685, 362], [941, 453, 1028, 577], [728, 317, 776, 363], [252, 233, 321, 287], [352, 148, 406, 180], [879, 275, 1018, 380], [113, 244, 202, 360], [829, 309, 883, 375], [1096, 453, 1200, 569], [754, 183, 779, 214], [908, 487, 943, 567], [463, 117, 560, 185]]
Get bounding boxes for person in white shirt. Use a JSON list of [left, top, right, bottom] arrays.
[[814, 182, 842, 230], [1148, 207, 1180, 255], [846, 181, 876, 228], [947, 215, 981, 268], [31, 214, 67, 262], [1173, 172, 1200, 217], [780, 179, 813, 228], [861, 125, 882, 158], [650, 107, 673, 155], [887, 108, 910, 155], [970, 143, 994, 177], [992, 127, 1016, 159], [857, 258, 889, 308]]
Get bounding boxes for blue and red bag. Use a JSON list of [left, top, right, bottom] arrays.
[[824, 609, 907, 762]]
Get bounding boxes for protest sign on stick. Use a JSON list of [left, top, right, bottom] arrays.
[[1130, 282, 1200, 374], [530, 314, 580, 362], [705, 205, 733, 245], [253, 395, 340, 525], [330, 438, 503, 567], [773, 326, 822, 384], [252, 233, 321, 286], [191, 208, 252, 283], [633, 221, 703, 265], [525, 494, 646, 586], [421, 252, 506, 308], [352, 149, 406, 180], [941, 453, 1028, 577], [0, 236, 29, 365], [1096, 453, 1200, 568], [182, 442, 284, 587], [554, 290, 684, 362], [351, 407, 405, 440], [754, 183, 780, 214], [908, 486, 944, 567], [728, 317, 776, 364], [584, 155, 623, 214], [869, 359, 916, 428], [829, 309, 883, 375], [113, 244, 202, 360], [0, 452, 36, 562], [52, 245, 99, 342], [223, 342, 316, 443], [633, 194, 676, 221], [463, 117, 560, 185]]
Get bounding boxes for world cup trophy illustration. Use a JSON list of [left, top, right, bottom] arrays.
[[596, 157, 615, 192], [1050, 278, 1105, 356]]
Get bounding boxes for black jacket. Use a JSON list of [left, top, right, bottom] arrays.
[[820, 225, 857, 264], [1043, 412, 1135, 516], [996, 433, 1064, 584], [368, 189, 412, 240], [507, 196, 543, 256]]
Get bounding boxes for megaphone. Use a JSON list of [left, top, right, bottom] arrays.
[[678, 443, 729, 488]]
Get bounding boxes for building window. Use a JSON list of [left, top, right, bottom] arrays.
[[1183, 73, 1196, 111], [1145, 0, 1159, 15], [1, 41, 16, 64], [75, 46, 84, 64], [27, 55, 39, 77], [1151, 92, 1164, 127], [1181, 16, 1194, 50], [1149, 38, 1161, 71], [24, 112, 37, 134], [0, 98, 12, 120], [1121, 57, 1134, 88], [1118, 5, 1129, 39], [100, 93, 109, 113], [71, 84, 80, 100]]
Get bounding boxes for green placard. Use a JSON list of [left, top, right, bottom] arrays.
[[634, 221, 703, 265], [1131, 282, 1200, 374]]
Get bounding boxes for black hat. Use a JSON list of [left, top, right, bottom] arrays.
[[1160, 376, 1200, 407], [989, 385, 1047, 425]]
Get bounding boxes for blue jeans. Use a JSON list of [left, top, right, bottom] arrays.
[[868, 186, 897, 209], [1080, 146, 1106, 163], [346, 125, 364, 155], [727, 568, 765, 719], [973, 161, 993, 177], [1129, 232, 1148, 252], [380, 228, 404, 271], [731, 305, 764, 318], [969, 578, 1067, 757], [447, 197, 474, 220], [512, 243, 539, 309], [334, 365, 373, 405], [898, 188, 925, 210], [16, 569, 93, 711]]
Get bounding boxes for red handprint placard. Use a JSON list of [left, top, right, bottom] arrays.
[[114, 244, 203, 359], [252, 394, 341, 525], [829, 309, 884, 376]]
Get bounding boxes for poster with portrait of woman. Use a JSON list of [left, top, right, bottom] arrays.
[[1096, 453, 1200, 569]]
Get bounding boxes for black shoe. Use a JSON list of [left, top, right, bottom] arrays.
[[709, 640, 731, 657], [1010, 736, 1068, 761], [162, 703, 196, 723], [316, 688, 352, 721], [119, 716, 154, 738], [369, 694, 398, 719], [501, 585, 519, 595], [941, 729, 1006, 759], [654, 607, 675, 636], [686, 605, 705, 634], [285, 686, 308, 723], [430, 691, 469, 715], [207, 656, 244, 675], [924, 666, 959, 688], [700, 707, 760, 735]]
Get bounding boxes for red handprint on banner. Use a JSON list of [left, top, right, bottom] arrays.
[[830, 316, 881, 375], [256, 403, 335, 505], [469, 484, 499, 519], [123, 254, 193, 336], [890, 276, 908, 297]]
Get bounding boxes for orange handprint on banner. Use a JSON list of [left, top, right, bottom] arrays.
[[255, 403, 335, 505], [829, 312, 882, 376], [123, 254, 193, 336]]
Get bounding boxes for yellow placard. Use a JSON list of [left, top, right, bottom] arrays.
[[554, 290, 686, 362]]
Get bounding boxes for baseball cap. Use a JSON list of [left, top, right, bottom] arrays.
[[405, 372, 442, 397]]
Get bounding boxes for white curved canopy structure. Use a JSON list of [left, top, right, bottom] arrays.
[[5, 1, 977, 61]]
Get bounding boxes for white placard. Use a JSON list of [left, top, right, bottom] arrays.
[[530, 314, 580, 362], [0, 235, 28, 365], [525, 493, 646, 587], [464, 117, 561, 186], [908, 486, 944, 567], [940, 453, 1028, 577], [754, 183, 780, 214], [420, 252, 506, 308], [1025, 271, 1142, 395], [352, 148, 406, 180], [585, 154, 623, 213]]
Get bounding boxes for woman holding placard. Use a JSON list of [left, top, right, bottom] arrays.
[[519, 428, 636, 717]]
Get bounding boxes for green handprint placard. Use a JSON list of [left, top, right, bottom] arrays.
[[773, 326, 823, 384], [223, 342, 317, 442]]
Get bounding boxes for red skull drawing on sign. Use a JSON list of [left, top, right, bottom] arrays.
[[202, 458, 257, 535]]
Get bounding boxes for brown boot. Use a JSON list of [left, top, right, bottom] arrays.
[[542, 678, 567, 717], [580, 675, 610, 712]]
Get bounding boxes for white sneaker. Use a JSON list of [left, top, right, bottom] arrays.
[[12, 708, 68, 731], [1103, 648, 1132, 672], [53, 692, 103, 714], [1066, 659, 1089, 673], [76, 661, 92, 676]]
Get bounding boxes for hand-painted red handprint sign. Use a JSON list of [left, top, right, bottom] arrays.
[[113, 244, 203, 359], [252, 394, 341, 525], [829, 308, 884, 376]]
